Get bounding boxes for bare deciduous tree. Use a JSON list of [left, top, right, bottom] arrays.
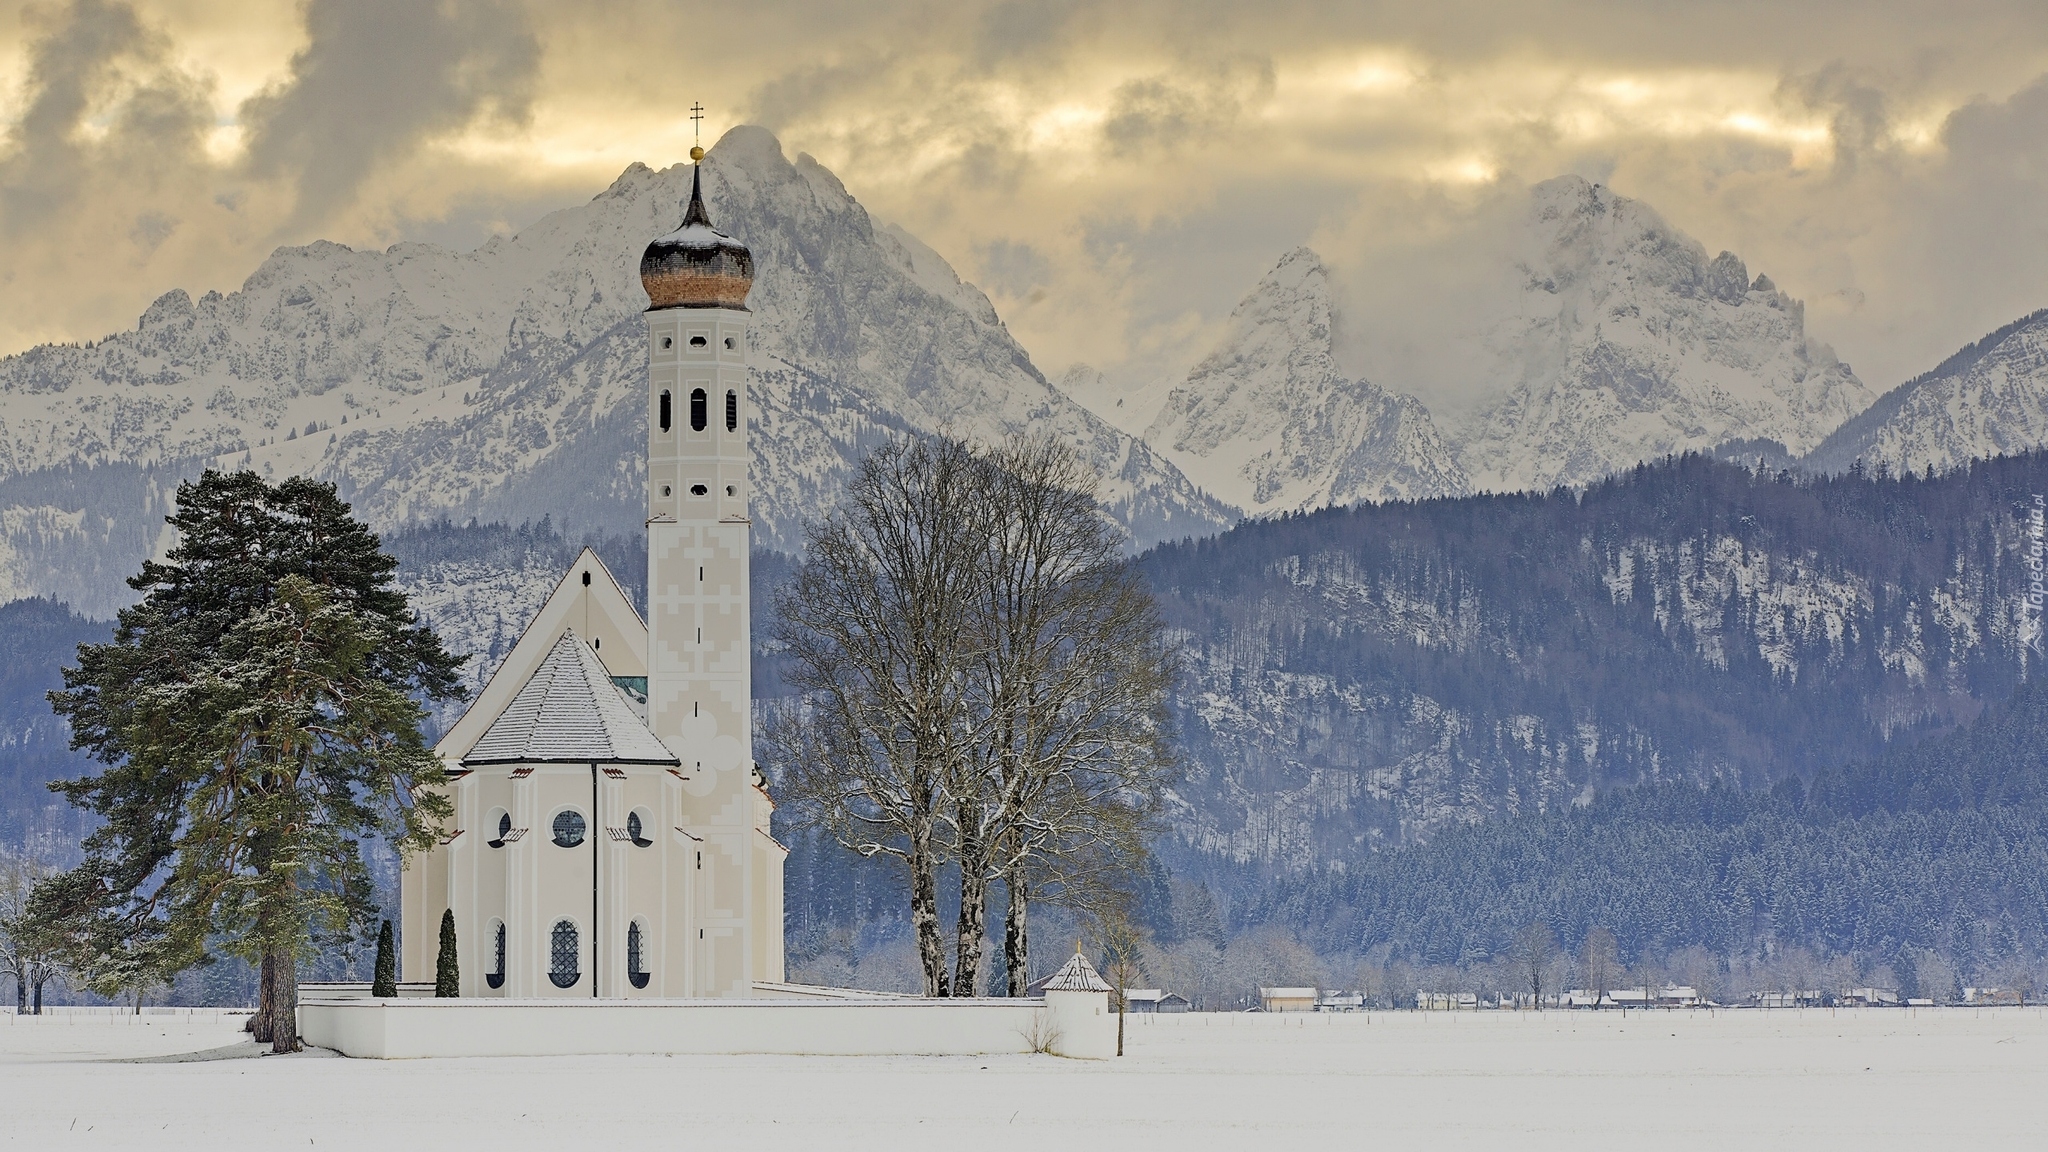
[[1579, 926, 1618, 1008], [771, 436, 990, 996], [0, 844, 66, 1014], [1511, 922, 1559, 1008], [772, 434, 1177, 998]]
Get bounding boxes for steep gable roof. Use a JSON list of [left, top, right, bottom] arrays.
[[1038, 951, 1112, 993], [436, 548, 649, 763], [464, 630, 678, 766]]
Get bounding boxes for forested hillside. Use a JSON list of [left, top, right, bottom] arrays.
[[1142, 451, 2048, 880], [1212, 669, 2048, 1003]]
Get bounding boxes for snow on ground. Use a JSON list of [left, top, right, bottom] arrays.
[[2, 1008, 2044, 1150]]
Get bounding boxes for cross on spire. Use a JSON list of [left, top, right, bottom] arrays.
[[690, 102, 705, 161]]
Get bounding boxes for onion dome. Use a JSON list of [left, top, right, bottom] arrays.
[[640, 164, 753, 311]]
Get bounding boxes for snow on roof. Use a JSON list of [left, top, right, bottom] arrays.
[[463, 630, 679, 766], [1122, 988, 1163, 1002], [1040, 952, 1112, 993], [1259, 987, 1319, 998]]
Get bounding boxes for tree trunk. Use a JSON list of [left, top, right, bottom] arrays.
[[265, 948, 301, 1053], [908, 817, 949, 998], [1004, 873, 1030, 997], [952, 821, 989, 997], [252, 953, 275, 1043], [13, 974, 22, 1015], [31, 973, 43, 1015]]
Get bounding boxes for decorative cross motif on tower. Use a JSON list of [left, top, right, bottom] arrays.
[[690, 102, 706, 160]]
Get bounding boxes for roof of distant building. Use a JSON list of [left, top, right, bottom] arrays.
[[464, 630, 679, 766]]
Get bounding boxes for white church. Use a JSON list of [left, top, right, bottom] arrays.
[[305, 147, 1112, 1059], [399, 159, 784, 999]]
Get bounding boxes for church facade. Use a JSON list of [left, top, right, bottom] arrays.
[[401, 161, 785, 998]]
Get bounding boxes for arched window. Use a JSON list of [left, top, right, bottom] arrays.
[[551, 809, 586, 848], [549, 920, 580, 989], [689, 388, 707, 431], [626, 810, 652, 848], [725, 390, 737, 432], [659, 390, 671, 432], [486, 809, 510, 848], [487, 920, 506, 989], [627, 921, 650, 989]]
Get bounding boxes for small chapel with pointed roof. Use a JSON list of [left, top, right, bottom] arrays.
[[400, 158, 785, 999]]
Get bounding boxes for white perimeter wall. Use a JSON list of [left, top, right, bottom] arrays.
[[299, 989, 1113, 1060]]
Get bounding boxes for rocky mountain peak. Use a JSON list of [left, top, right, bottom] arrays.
[[1144, 247, 1467, 514]]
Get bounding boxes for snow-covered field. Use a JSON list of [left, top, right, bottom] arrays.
[[3, 1007, 2044, 1149]]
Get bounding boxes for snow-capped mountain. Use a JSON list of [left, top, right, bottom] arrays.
[[0, 126, 1232, 616], [1143, 248, 1468, 513], [1803, 309, 2048, 475], [1453, 177, 1873, 491]]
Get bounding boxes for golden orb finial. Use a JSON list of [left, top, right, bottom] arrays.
[[690, 145, 705, 163]]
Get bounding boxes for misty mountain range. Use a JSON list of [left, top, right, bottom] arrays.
[[6, 126, 2048, 979]]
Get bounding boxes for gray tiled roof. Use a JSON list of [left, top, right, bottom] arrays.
[[463, 630, 679, 766]]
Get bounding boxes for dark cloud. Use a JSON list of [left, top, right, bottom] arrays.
[[1100, 58, 1275, 157], [239, 0, 539, 229], [0, 0, 211, 238]]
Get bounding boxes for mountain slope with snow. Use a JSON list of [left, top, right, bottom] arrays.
[[0, 127, 1231, 616], [1803, 309, 2048, 475], [1454, 177, 1873, 492], [1144, 248, 1468, 513]]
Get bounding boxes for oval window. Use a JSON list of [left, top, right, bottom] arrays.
[[723, 336, 736, 350], [551, 809, 586, 848], [487, 809, 510, 848], [689, 484, 708, 497], [689, 388, 707, 432], [549, 920, 580, 989], [627, 809, 652, 847], [661, 336, 673, 349], [689, 335, 707, 348], [487, 920, 506, 989]]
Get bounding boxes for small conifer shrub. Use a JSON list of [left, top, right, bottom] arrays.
[[372, 920, 397, 997], [435, 909, 459, 997]]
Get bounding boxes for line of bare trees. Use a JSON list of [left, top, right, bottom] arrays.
[[767, 434, 1177, 997]]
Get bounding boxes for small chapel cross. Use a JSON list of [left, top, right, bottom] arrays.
[[689, 102, 706, 162]]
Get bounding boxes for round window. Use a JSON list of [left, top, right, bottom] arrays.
[[627, 809, 653, 847], [551, 809, 587, 848], [486, 808, 510, 848]]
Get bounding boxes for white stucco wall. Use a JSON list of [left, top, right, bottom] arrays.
[[297, 991, 1113, 1060]]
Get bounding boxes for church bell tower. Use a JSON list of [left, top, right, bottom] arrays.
[[638, 144, 782, 995]]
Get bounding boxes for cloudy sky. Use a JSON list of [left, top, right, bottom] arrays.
[[1, 0, 2044, 407]]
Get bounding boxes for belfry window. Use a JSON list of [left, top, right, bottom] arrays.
[[551, 809, 586, 848], [627, 922, 650, 989], [725, 390, 737, 432], [549, 920, 580, 988], [659, 390, 671, 432], [690, 388, 707, 431], [487, 921, 506, 989]]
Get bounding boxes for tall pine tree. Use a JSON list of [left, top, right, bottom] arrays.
[[34, 472, 464, 1051]]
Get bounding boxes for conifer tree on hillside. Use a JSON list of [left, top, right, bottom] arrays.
[[30, 471, 464, 1052], [373, 920, 397, 998], [436, 910, 459, 997]]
